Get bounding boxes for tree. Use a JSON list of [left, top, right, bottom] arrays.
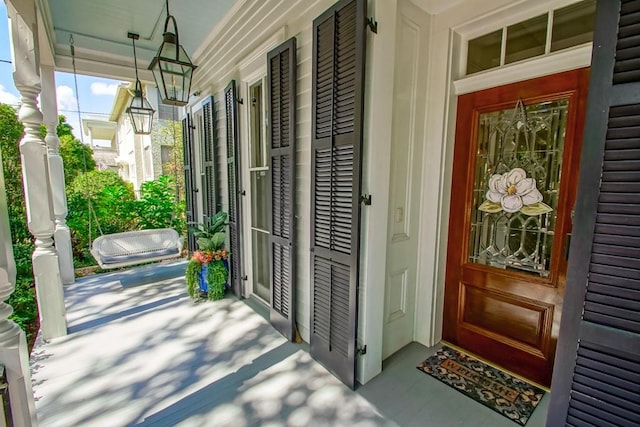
[[0, 103, 28, 241], [59, 134, 96, 185], [40, 116, 96, 185], [136, 175, 186, 233], [66, 169, 137, 260]]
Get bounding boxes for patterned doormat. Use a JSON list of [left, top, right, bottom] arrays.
[[417, 346, 545, 425]]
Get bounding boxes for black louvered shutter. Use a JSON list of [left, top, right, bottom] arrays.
[[182, 113, 197, 253], [268, 38, 297, 341], [548, 1, 640, 425], [202, 96, 220, 222], [225, 81, 243, 297], [310, 0, 366, 389]]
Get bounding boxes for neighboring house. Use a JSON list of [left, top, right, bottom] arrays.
[[81, 115, 118, 171], [110, 83, 180, 193], [3, 0, 638, 425]]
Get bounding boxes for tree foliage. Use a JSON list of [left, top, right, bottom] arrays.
[[40, 116, 96, 185], [136, 174, 185, 233], [59, 134, 96, 185], [0, 104, 28, 241], [66, 170, 137, 259]]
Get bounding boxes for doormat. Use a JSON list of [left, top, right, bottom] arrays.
[[416, 346, 544, 425]]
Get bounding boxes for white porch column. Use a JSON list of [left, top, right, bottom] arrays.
[[0, 128, 38, 425], [41, 65, 75, 285], [8, 0, 67, 340]]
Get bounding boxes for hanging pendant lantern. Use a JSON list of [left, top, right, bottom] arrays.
[[126, 32, 155, 134], [149, 0, 197, 106]]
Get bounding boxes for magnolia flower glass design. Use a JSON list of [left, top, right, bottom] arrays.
[[479, 168, 553, 216]]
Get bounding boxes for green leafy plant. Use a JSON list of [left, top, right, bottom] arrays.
[[66, 169, 137, 261], [185, 259, 202, 299], [8, 277, 37, 332], [186, 211, 229, 301], [136, 175, 185, 233], [206, 262, 228, 300], [191, 211, 228, 252]]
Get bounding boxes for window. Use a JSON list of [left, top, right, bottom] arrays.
[[466, 0, 596, 75]]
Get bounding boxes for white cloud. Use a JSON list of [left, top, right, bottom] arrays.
[[90, 82, 118, 96], [0, 85, 20, 106], [56, 85, 77, 111]]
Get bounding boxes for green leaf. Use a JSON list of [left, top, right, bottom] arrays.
[[196, 237, 213, 251], [210, 232, 226, 249], [521, 202, 553, 216], [478, 200, 503, 213]]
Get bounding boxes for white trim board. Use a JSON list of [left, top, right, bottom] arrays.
[[453, 44, 592, 95]]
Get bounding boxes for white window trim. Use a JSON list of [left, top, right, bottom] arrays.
[[454, 44, 592, 95], [452, 0, 593, 94]]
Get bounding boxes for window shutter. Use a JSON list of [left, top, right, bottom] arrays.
[[225, 81, 243, 297], [182, 113, 197, 253], [267, 37, 297, 341], [201, 96, 220, 221], [310, 0, 366, 390], [548, 1, 640, 425]]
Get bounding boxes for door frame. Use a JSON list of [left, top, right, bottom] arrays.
[[237, 33, 284, 299], [442, 68, 589, 385], [410, 12, 594, 355]]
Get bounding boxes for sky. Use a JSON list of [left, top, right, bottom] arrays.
[[0, 1, 125, 140]]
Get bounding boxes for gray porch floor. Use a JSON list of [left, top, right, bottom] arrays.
[[30, 260, 549, 426]]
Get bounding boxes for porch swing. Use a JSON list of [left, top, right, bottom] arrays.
[[67, 34, 184, 269]]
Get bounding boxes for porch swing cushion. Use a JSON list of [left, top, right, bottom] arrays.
[[91, 228, 184, 269]]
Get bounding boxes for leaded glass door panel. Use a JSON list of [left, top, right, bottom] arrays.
[[443, 69, 589, 386]]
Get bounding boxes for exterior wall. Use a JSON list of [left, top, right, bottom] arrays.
[[190, 0, 343, 345], [187, 0, 593, 384], [114, 86, 181, 194], [412, 0, 592, 349]]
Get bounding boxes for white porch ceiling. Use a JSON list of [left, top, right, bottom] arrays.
[[39, 0, 237, 82]]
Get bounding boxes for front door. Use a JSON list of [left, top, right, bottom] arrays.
[[443, 69, 589, 386]]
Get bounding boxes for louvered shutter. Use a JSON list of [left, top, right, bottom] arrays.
[[201, 96, 220, 221], [182, 113, 197, 253], [225, 81, 243, 297], [268, 38, 297, 341], [548, 1, 640, 425], [310, 0, 366, 390]]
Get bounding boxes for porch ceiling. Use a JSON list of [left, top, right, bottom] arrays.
[[38, 0, 237, 82]]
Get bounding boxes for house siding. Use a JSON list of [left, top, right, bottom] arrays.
[[191, 0, 338, 343]]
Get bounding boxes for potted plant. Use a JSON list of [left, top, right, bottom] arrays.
[[185, 211, 229, 300]]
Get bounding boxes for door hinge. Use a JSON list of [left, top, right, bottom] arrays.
[[357, 345, 367, 356], [360, 194, 372, 205], [241, 275, 248, 281], [237, 98, 244, 105], [366, 17, 378, 34]]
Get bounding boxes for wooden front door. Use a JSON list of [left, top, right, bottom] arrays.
[[443, 69, 589, 386]]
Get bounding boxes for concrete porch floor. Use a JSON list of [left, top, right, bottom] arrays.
[[30, 260, 550, 426]]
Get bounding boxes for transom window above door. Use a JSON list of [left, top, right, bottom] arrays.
[[466, 0, 596, 75]]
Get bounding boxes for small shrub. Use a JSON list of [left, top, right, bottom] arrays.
[[8, 277, 37, 332], [136, 175, 185, 233]]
